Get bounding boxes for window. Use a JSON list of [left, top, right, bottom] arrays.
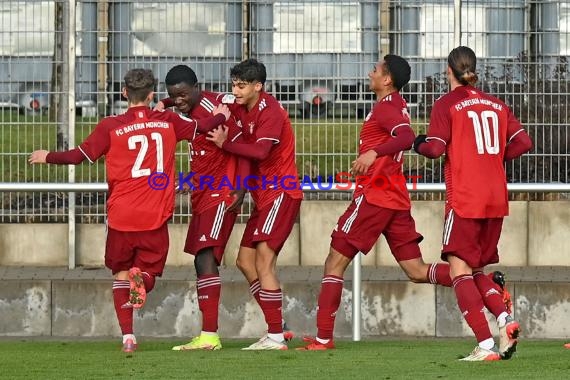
[[273, 2, 361, 53]]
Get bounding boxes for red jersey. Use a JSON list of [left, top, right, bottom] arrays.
[[427, 85, 525, 218], [229, 91, 303, 209], [187, 91, 240, 214], [78, 106, 198, 231], [356, 92, 411, 210]]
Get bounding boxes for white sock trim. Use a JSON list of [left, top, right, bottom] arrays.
[[267, 333, 285, 343], [479, 337, 495, 350], [497, 312, 509, 328], [122, 334, 136, 344]]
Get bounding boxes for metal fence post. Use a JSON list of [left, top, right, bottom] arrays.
[[67, 0, 77, 269], [352, 252, 362, 341], [454, 0, 462, 47]]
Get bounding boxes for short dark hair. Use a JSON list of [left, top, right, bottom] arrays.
[[165, 65, 198, 87], [124, 68, 156, 103], [383, 54, 411, 91], [230, 58, 267, 84]]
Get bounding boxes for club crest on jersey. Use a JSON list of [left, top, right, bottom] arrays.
[[248, 122, 255, 134], [221, 94, 236, 104]]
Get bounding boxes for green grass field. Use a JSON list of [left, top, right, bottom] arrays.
[[0, 110, 430, 183], [1, 338, 568, 379]]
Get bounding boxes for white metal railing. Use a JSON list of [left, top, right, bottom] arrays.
[[3, 182, 570, 193]]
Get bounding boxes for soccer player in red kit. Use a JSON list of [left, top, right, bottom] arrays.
[[154, 65, 244, 351], [297, 55, 453, 351], [207, 59, 303, 350], [28, 68, 230, 354], [414, 46, 533, 361]]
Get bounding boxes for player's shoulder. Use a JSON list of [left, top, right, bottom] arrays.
[[433, 89, 467, 112], [375, 92, 407, 113], [379, 92, 407, 107], [151, 108, 194, 123], [258, 91, 285, 114], [99, 114, 129, 130], [478, 90, 509, 110], [211, 92, 236, 104]]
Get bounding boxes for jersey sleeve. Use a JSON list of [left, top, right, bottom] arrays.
[[160, 97, 175, 108], [374, 102, 410, 136], [505, 106, 524, 142], [426, 98, 452, 144], [78, 120, 111, 163], [168, 112, 198, 142]]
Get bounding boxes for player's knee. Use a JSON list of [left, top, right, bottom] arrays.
[[235, 255, 252, 274], [194, 249, 217, 276], [401, 264, 428, 283]]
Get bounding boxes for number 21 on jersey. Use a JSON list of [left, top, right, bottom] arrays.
[[128, 132, 164, 178], [467, 110, 499, 155]]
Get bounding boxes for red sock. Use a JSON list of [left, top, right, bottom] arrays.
[[112, 280, 133, 335], [197, 275, 221, 333], [249, 279, 261, 306], [428, 263, 452, 287], [142, 271, 156, 293], [453, 274, 492, 343], [316, 275, 344, 340], [473, 271, 507, 318], [259, 288, 283, 334]]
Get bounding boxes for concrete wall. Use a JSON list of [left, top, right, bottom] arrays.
[[0, 200, 569, 339], [1, 200, 563, 267]]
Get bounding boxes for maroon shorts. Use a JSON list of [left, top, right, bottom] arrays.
[[184, 202, 238, 265], [331, 194, 423, 261], [105, 223, 169, 276], [441, 209, 504, 268], [241, 193, 301, 255]]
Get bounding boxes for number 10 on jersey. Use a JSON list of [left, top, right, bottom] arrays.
[[467, 110, 499, 155]]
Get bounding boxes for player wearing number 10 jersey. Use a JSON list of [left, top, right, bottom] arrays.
[[414, 46, 532, 361], [28, 68, 229, 354]]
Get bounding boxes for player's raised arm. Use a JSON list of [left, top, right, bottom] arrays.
[[195, 104, 230, 133]]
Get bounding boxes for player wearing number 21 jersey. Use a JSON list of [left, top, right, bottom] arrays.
[[28, 68, 230, 355]]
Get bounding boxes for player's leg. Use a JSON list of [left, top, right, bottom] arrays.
[[299, 195, 382, 351], [173, 206, 236, 351], [172, 247, 223, 351], [242, 194, 300, 350], [443, 212, 500, 361], [236, 209, 262, 305], [105, 228, 137, 354], [131, 224, 169, 305], [297, 246, 351, 351], [385, 210, 451, 286], [472, 217, 519, 359]]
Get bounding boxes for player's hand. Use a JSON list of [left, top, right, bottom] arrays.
[[153, 101, 165, 111], [350, 150, 377, 176], [212, 104, 230, 121], [206, 126, 229, 148], [28, 150, 49, 164], [413, 134, 427, 154], [226, 189, 246, 212], [175, 178, 191, 194]]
